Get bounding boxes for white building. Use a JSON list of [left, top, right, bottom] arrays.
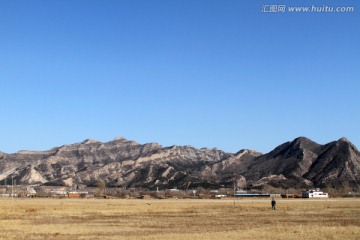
[[302, 188, 329, 198], [26, 187, 37, 197]]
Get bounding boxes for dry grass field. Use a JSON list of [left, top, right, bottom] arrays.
[[0, 198, 359, 240]]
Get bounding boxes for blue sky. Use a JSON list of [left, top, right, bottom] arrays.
[[1, 0, 359, 154]]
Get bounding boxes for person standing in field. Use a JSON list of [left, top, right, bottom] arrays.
[[271, 198, 276, 210]]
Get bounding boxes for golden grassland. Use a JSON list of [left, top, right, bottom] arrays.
[[0, 198, 359, 240]]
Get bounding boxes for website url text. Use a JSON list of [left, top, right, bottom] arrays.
[[261, 5, 355, 13]]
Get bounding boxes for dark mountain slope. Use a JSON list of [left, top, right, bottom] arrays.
[[304, 137, 360, 188], [244, 137, 360, 189], [245, 137, 322, 179]]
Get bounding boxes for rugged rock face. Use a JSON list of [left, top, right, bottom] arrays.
[[303, 137, 360, 188], [196, 149, 262, 188], [0, 137, 230, 188], [0, 136, 359, 190], [245, 137, 360, 189]]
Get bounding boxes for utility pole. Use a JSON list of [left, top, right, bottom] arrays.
[[233, 176, 236, 207], [11, 175, 14, 204], [3, 178, 6, 194]]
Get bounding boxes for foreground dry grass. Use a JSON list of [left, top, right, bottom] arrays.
[[0, 198, 359, 240]]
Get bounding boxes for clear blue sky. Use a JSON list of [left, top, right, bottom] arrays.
[[1, 0, 359, 154]]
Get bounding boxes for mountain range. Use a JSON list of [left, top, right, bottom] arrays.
[[0, 136, 359, 190]]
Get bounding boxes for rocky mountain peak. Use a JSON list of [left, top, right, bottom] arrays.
[[113, 136, 126, 141], [332, 137, 359, 153], [235, 149, 262, 157], [290, 137, 320, 150], [336, 137, 357, 149], [338, 137, 350, 143], [82, 139, 100, 144], [109, 137, 141, 146]]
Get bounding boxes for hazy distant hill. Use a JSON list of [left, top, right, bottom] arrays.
[[0, 136, 359, 190]]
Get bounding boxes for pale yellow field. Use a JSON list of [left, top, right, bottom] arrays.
[[0, 198, 359, 240]]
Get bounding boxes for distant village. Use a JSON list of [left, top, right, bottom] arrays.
[[0, 184, 337, 199]]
